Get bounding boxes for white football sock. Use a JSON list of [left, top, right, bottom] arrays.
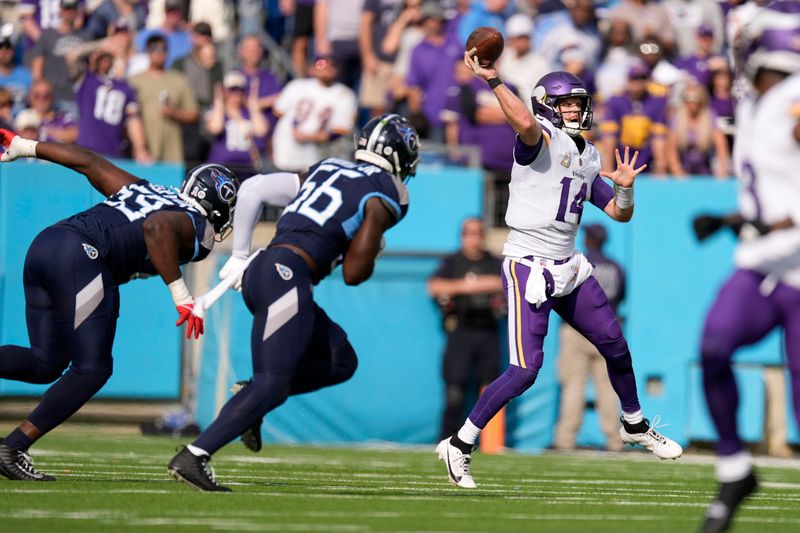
[[622, 410, 644, 425], [456, 418, 482, 445], [716, 451, 753, 483], [187, 444, 209, 457]]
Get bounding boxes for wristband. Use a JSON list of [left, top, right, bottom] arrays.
[[13, 136, 39, 158], [168, 278, 193, 306], [614, 184, 634, 209], [487, 77, 502, 90]]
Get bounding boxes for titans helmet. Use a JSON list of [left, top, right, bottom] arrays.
[[354, 114, 421, 182], [735, 1, 800, 82], [179, 164, 238, 240], [531, 71, 593, 136]]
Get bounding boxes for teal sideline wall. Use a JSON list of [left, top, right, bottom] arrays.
[[0, 160, 185, 398], [1, 161, 796, 447]]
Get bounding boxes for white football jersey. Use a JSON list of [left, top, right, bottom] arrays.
[[503, 116, 605, 260], [273, 78, 357, 173], [733, 73, 800, 287]]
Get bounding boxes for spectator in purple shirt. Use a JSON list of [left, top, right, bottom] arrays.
[[442, 60, 516, 224], [406, 1, 462, 140], [666, 82, 729, 179], [708, 59, 735, 153], [19, 0, 66, 50], [75, 49, 151, 163], [674, 23, 720, 88], [205, 71, 268, 176], [25, 78, 78, 144], [599, 62, 669, 176]]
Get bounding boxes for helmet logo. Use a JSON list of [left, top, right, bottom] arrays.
[[396, 123, 418, 152], [210, 168, 236, 204]]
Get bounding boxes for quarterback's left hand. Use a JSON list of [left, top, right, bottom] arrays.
[[175, 300, 204, 339], [600, 146, 647, 188]]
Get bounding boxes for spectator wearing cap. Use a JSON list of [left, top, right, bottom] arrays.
[[205, 71, 268, 175], [359, 0, 406, 116], [234, 34, 282, 158], [406, 1, 462, 140], [74, 49, 151, 163], [314, 0, 363, 90], [24, 79, 78, 143], [661, 0, 724, 57], [128, 34, 198, 162], [539, 0, 601, 70], [666, 82, 729, 179], [595, 18, 640, 101], [135, 0, 191, 68], [15, 108, 42, 140], [84, 0, 147, 40], [272, 56, 356, 173], [456, 0, 508, 47], [673, 23, 723, 88], [173, 21, 222, 165], [553, 223, 626, 452], [497, 13, 551, 111], [0, 31, 32, 113], [31, 0, 88, 113], [599, 61, 669, 176], [607, 0, 676, 56]]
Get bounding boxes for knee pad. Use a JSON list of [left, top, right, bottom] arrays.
[[31, 357, 67, 384], [605, 350, 633, 374], [65, 366, 112, 394], [504, 365, 539, 398], [594, 318, 628, 357]]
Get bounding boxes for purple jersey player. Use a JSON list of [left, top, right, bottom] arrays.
[[0, 129, 238, 482], [693, 4, 800, 533], [167, 114, 420, 492], [435, 52, 683, 490]]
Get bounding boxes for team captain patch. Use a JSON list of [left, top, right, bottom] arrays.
[[275, 263, 294, 280]]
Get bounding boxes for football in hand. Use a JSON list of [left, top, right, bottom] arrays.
[[465, 27, 504, 67]]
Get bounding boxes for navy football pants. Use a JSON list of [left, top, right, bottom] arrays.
[[192, 247, 358, 454], [0, 226, 118, 437]]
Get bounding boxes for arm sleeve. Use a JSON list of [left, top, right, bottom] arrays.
[[513, 134, 544, 165], [589, 175, 615, 209], [231, 172, 301, 256]]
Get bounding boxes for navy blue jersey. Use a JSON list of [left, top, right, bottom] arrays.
[[57, 179, 211, 284], [272, 158, 409, 281]]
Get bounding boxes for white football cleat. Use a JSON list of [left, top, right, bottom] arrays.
[[619, 416, 683, 460], [435, 438, 477, 489]]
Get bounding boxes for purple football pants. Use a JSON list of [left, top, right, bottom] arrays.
[[701, 269, 800, 456], [467, 258, 640, 429]]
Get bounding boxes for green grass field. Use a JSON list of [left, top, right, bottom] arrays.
[[2, 428, 799, 533]]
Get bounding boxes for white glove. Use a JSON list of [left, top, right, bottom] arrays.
[[0, 129, 38, 162], [219, 253, 248, 291]]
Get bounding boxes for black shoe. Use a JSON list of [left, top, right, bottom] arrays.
[[0, 442, 55, 481], [167, 446, 231, 492], [701, 471, 758, 533], [231, 380, 263, 452]]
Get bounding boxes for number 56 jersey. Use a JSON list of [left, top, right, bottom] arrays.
[[271, 158, 410, 281], [503, 116, 611, 260]]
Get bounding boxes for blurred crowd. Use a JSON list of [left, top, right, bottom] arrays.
[[0, 0, 758, 194]]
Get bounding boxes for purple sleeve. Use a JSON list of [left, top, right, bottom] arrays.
[[514, 134, 544, 166], [590, 175, 614, 209]]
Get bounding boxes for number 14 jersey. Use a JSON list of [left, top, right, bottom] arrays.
[[504, 116, 612, 260]]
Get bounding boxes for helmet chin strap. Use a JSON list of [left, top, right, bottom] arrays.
[[354, 149, 399, 178]]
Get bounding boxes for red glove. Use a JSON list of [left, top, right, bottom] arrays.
[[176, 302, 204, 339]]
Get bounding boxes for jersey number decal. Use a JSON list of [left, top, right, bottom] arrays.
[[555, 177, 587, 223], [283, 164, 364, 226]]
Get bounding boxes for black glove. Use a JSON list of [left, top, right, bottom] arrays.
[[692, 214, 725, 242]]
